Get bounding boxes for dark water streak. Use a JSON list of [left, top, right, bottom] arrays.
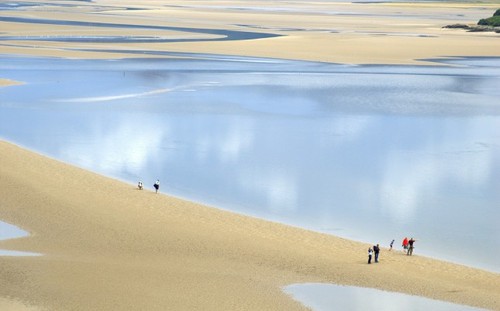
[[0, 16, 280, 42]]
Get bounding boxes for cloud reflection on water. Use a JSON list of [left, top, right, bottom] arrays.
[[0, 56, 498, 272], [59, 115, 169, 179], [284, 283, 485, 311], [380, 117, 495, 224]]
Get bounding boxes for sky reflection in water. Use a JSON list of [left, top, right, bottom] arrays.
[[284, 283, 486, 311], [0, 221, 38, 256], [0, 56, 499, 272]]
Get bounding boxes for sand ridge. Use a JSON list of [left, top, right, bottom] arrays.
[[0, 141, 499, 310]]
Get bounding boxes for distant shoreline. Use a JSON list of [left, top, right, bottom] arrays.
[[0, 0, 498, 65]]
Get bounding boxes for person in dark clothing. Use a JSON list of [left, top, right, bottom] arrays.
[[407, 238, 416, 256], [373, 244, 380, 262], [390, 239, 395, 251], [154, 179, 160, 193], [368, 247, 373, 264]]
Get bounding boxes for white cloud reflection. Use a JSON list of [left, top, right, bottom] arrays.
[[380, 120, 493, 224], [191, 118, 255, 163], [56, 87, 174, 102], [219, 120, 254, 162], [60, 116, 167, 176], [380, 153, 437, 224], [327, 116, 372, 145], [238, 168, 298, 213]]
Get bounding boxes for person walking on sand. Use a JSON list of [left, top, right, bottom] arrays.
[[390, 239, 395, 251], [373, 244, 380, 263], [137, 181, 143, 190], [402, 237, 409, 253], [154, 179, 160, 193], [368, 247, 373, 264], [407, 237, 416, 256]]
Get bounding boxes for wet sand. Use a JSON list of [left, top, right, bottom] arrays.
[[0, 141, 499, 310], [0, 0, 499, 65]]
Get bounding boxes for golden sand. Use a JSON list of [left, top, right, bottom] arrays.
[[0, 0, 498, 64], [0, 141, 499, 310], [0, 79, 23, 87]]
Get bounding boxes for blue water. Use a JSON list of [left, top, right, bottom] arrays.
[[0, 220, 26, 241], [0, 16, 280, 42], [0, 55, 499, 272], [284, 284, 486, 311], [0, 221, 38, 256]]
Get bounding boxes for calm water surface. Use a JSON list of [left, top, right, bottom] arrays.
[[0, 220, 38, 256], [284, 283, 486, 311], [0, 55, 499, 272]]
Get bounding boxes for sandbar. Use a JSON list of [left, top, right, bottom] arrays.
[[0, 0, 499, 65], [0, 79, 23, 87], [0, 141, 498, 310]]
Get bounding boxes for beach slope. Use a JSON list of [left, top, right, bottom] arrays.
[[0, 141, 499, 310]]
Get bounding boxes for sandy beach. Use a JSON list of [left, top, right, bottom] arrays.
[[0, 141, 499, 310], [1, 0, 500, 310]]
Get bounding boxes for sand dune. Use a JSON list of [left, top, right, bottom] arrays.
[[0, 141, 498, 310]]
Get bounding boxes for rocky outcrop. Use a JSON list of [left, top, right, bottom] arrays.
[[442, 24, 500, 33]]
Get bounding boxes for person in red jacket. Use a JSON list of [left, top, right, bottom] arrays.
[[402, 237, 409, 253]]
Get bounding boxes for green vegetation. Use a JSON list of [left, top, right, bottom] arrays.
[[478, 9, 500, 27]]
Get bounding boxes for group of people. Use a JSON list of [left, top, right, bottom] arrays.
[[367, 244, 380, 264], [402, 237, 417, 256], [137, 179, 161, 193], [367, 237, 417, 264]]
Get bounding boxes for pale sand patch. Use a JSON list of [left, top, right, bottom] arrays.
[[0, 298, 41, 311], [0, 0, 498, 64], [0, 79, 23, 87], [0, 141, 499, 310]]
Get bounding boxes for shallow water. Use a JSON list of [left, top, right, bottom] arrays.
[[0, 221, 38, 256], [0, 220, 26, 240], [0, 55, 499, 272], [284, 284, 486, 311], [0, 16, 280, 42]]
